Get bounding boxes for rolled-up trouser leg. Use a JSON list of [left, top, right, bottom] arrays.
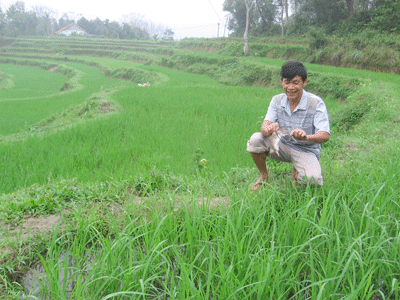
[[247, 132, 291, 162], [246, 132, 271, 154], [247, 132, 323, 186], [290, 149, 323, 186]]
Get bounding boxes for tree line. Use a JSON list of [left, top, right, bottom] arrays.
[[1, 0, 398, 41], [224, 0, 400, 37], [0, 1, 174, 40]]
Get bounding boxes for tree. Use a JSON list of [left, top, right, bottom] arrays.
[[295, 0, 347, 33], [369, 0, 400, 32], [31, 5, 57, 35], [6, 1, 25, 19], [292, 0, 299, 13], [77, 17, 96, 34], [243, 0, 255, 55], [6, 1, 39, 36], [0, 6, 5, 36], [224, 0, 279, 37], [121, 13, 173, 40], [278, 0, 287, 37], [162, 28, 174, 40], [0, 1, 168, 39], [224, 0, 247, 37], [346, 0, 354, 15], [105, 20, 121, 39], [254, 0, 277, 35], [355, 0, 376, 11], [58, 13, 75, 30], [284, 0, 289, 23], [224, 0, 257, 53], [92, 17, 108, 36], [119, 23, 134, 39]]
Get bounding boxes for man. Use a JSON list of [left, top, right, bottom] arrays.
[[247, 61, 330, 191]]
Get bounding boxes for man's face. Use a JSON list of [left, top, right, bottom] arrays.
[[281, 75, 307, 103]]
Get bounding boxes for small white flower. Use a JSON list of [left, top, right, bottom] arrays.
[[199, 158, 208, 166]]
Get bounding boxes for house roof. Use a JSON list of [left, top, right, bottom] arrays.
[[55, 23, 87, 35]]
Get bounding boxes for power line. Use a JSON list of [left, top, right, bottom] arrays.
[[206, 0, 223, 22], [172, 23, 220, 30]]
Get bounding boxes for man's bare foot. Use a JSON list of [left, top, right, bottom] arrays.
[[251, 178, 266, 191]]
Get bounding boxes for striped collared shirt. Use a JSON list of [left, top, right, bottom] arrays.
[[265, 89, 330, 160]]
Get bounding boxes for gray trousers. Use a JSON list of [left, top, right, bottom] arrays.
[[247, 132, 323, 186]]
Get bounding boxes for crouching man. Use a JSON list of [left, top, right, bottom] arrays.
[[247, 61, 330, 191]]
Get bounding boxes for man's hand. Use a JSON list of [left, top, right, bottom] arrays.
[[290, 129, 330, 143], [261, 121, 279, 137], [290, 128, 307, 140]]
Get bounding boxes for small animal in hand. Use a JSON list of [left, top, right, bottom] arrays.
[[269, 128, 290, 157]]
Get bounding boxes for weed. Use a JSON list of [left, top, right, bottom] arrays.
[[191, 148, 209, 174], [308, 29, 328, 50]]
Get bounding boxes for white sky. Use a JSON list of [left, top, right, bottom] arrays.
[[1, 0, 230, 40]]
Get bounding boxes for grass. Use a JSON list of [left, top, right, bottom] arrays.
[[0, 36, 399, 299], [15, 173, 400, 299], [0, 71, 13, 90], [0, 64, 67, 99], [0, 62, 123, 137], [0, 59, 282, 194]]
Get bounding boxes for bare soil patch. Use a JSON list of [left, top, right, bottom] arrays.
[[60, 82, 69, 91], [6, 214, 64, 241], [100, 99, 116, 113], [48, 65, 59, 72]]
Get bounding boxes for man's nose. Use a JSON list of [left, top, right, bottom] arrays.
[[287, 83, 296, 89]]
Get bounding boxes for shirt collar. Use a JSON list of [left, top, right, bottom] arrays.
[[281, 89, 308, 113]]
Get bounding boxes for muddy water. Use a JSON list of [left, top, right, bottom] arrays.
[[21, 252, 82, 300]]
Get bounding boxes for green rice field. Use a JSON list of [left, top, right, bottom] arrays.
[[0, 37, 399, 299]]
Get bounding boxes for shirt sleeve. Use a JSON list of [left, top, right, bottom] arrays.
[[264, 96, 278, 123], [314, 100, 331, 134]]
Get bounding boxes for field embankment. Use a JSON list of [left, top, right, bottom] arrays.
[[177, 32, 400, 74]]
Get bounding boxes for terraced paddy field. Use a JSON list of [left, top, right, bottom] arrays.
[[0, 36, 400, 299]]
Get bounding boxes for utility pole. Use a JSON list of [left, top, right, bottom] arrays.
[[217, 23, 220, 38], [224, 16, 229, 37]]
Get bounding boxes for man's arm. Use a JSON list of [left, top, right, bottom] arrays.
[[290, 129, 330, 144], [306, 131, 330, 143], [261, 120, 279, 137], [261, 96, 280, 137]]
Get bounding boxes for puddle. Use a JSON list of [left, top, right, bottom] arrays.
[[21, 252, 77, 300]]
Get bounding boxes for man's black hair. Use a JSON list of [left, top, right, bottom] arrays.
[[280, 61, 307, 82]]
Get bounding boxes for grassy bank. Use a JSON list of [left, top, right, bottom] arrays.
[[178, 32, 400, 74]]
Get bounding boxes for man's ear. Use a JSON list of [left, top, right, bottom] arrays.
[[303, 78, 307, 86]]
